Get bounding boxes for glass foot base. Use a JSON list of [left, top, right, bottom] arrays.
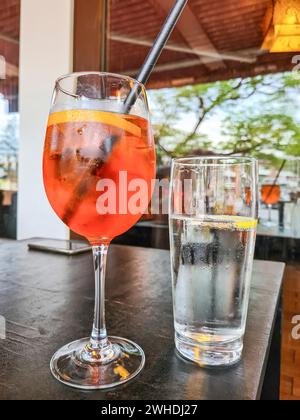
[[175, 332, 243, 368], [50, 336, 145, 390]]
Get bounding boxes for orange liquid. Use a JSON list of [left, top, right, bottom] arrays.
[[261, 184, 281, 206], [245, 187, 251, 205], [43, 111, 156, 244]]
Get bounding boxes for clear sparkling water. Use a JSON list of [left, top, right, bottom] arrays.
[[170, 215, 257, 366]]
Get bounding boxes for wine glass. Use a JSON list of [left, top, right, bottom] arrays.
[[261, 184, 281, 227], [43, 72, 156, 389]]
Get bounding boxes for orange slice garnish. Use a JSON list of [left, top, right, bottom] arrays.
[[47, 110, 141, 137]]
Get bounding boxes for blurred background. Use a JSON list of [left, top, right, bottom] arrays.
[[0, 0, 300, 241], [0, 0, 300, 399]]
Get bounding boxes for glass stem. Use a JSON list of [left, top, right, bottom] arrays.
[[90, 244, 109, 350]]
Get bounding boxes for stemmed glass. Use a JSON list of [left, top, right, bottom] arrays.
[[43, 72, 156, 389], [261, 184, 281, 227]]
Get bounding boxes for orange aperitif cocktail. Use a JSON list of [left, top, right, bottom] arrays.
[[261, 183, 281, 226], [261, 184, 281, 206], [43, 72, 156, 390], [43, 110, 156, 243]]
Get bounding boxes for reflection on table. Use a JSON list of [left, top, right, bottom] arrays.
[[258, 207, 300, 240]]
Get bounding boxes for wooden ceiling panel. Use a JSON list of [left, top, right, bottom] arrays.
[[109, 0, 296, 88], [0, 0, 20, 39], [0, 0, 296, 92]]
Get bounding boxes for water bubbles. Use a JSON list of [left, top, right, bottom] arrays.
[[171, 215, 256, 351]]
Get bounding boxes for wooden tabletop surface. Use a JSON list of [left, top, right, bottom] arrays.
[[0, 240, 284, 400]]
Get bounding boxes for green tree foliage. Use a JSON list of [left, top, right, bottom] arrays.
[[149, 72, 300, 165]]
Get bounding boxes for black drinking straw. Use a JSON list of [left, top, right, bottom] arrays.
[[124, 0, 188, 112], [62, 0, 188, 224]]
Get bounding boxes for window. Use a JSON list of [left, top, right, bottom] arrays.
[[0, 0, 19, 238]]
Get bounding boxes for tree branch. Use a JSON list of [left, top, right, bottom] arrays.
[[155, 138, 174, 158], [224, 142, 263, 156]]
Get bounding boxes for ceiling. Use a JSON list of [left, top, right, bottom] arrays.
[[0, 0, 297, 96], [109, 0, 297, 88]]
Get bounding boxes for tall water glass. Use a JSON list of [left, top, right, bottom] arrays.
[[169, 157, 258, 367]]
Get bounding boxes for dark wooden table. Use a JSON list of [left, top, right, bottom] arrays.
[[0, 240, 284, 400]]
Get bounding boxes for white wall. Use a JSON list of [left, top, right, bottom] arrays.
[[18, 0, 74, 240]]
